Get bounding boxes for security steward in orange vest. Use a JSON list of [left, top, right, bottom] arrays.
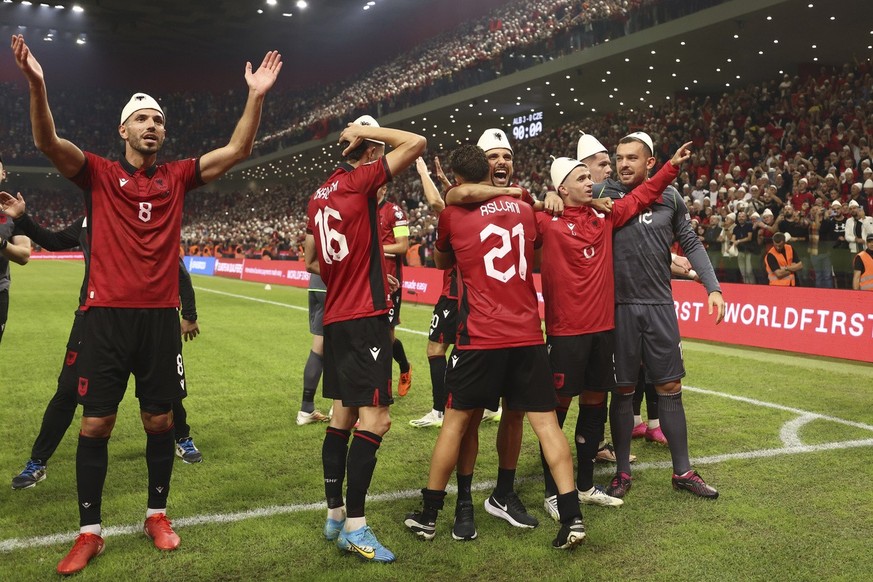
[[765, 232, 803, 286], [853, 234, 873, 291]]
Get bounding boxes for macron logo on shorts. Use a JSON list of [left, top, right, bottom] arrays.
[[451, 355, 459, 368], [370, 347, 381, 361]]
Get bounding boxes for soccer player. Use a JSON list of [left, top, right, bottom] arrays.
[[597, 132, 724, 500], [404, 144, 586, 549], [0, 154, 32, 346], [2, 197, 205, 489], [304, 115, 425, 563], [537, 143, 692, 519], [410, 156, 451, 428], [12, 34, 281, 574], [297, 272, 331, 425], [376, 185, 413, 396]]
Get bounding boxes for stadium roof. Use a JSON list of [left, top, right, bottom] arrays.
[[231, 0, 873, 185], [3, 0, 872, 187]]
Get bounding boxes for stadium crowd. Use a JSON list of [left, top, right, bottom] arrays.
[[175, 57, 873, 289], [5, 2, 872, 289], [0, 0, 726, 164]]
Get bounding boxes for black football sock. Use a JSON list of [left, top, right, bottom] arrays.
[[302, 351, 323, 413], [345, 430, 382, 518], [30, 384, 78, 462], [171, 400, 190, 441], [610, 392, 635, 475], [322, 427, 350, 509], [575, 401, 607, 492], [77, 434, 109, 527], [540, 403, 569, 497], [632, 369, 646, 416], [456, 473, 473, 503], [658, 391, 691, 475], [556, 491, 582, 524], [428, 355, 447, 412], [645, 382, 659, 421], [422, 488, 447, 519], [494, 467, 516, 498], [393, 339, 410, 374], [146, 424, 175, 510]]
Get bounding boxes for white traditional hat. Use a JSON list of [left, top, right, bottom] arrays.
[[120, 93, 164, 125], [577, 132, 607, 162], [623, 131, 654, 156], [477, 128, 513, 154], [550, 157, 584, 190], [352, 114, 385, 145]]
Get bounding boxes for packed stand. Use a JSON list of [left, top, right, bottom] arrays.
[[1, 1, 727, 165]]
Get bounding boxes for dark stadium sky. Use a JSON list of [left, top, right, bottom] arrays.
[[0, 0, 512, 91]]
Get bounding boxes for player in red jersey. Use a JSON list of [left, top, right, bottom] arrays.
[[405, 145, 586, 549], [537, 144, 692, 519], [305, 115, 425, 563], [12, 34, 281, 575], [376, 185, 414, 395]]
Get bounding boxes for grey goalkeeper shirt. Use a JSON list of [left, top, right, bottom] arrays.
[[596, 178, 721, 305]]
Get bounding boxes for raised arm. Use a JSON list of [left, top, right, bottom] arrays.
[[339, 124, 426, 178], [416, 157, 445, 215], [11, 35, 85, 178], [2, 192, 83, 251], [199, 51, 283, 184], [444, 183, 523, 205]]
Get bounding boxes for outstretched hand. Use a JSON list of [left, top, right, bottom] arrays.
[[433, 156, 452, 191], [670, 141, 693, 167], [11, 35, 44, 85], [0, 191, 25, 219], [245, 50, 283, 97]]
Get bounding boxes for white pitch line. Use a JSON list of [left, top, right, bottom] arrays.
[[779, 414, 817, 447], [194, 285, 429, 336], [11, 286, 862, 554]]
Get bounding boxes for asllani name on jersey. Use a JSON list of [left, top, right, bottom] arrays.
[[480, 199, 521, 216]]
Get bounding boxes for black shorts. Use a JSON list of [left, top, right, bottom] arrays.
[[428, 295, 458, 344], [613, 303, 685, 386], [444, 345, 557, 412], [547, 330, 617, 397], [77, 307, 186, 416], [59, 311, 86, 396], [308, 290, 325, 336], [323, 314, 394, 407], [387, 288, 402, 328]]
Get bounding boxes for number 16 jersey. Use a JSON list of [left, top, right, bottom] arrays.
[[306, 159, 392, 326], [435, 194, 543, 349]]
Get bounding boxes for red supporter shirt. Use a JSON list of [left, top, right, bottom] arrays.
[[377, 198, 408, 279], [536, 162, 678, 336], [436, 195, 543, 349], [71, 152, 202, 308], [306, 159, 393, 326]]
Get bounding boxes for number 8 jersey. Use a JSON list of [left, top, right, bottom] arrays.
[[306, 159, 392, 326], [436, 194, 543, 349]]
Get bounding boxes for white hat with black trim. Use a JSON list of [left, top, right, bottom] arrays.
[[352, 114, 385, 145], [477, 128, 513, 154], [120, 93, 164, 125]]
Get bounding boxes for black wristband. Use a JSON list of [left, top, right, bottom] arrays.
[[0, 238, 7, 250]]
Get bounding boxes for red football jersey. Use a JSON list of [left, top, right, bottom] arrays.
[[436, 195, 543, 349], [307, 159, 392, 326], [71, 152, 202, 308], [537, 161, 679, 336], [440, 267, 459, 300], [377, 198, 408, 279]]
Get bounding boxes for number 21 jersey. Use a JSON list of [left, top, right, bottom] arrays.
[[436, 195, 543, 349]]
